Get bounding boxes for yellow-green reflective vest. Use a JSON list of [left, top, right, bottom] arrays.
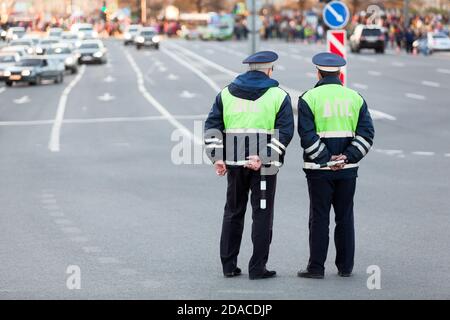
[[221, 86, 287, 131], [302, 84, 363, 138]]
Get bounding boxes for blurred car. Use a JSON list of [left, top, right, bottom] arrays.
[[48, 27, 63, 38], [71, 23, 98, 40], [1, 28, 6, 41], [3, 56, 65, 86], [134, 27, 160, 50], [413, 32, 450, 55], [23, 35, 41, 47], [350, 25, 385, 53], [0, 52, 21, 81], [179, 26, 201, 40], [35, 37, 60, 55], [46, 44, 79, 74], [8, 39, 35, 54], [1, 45, 28, 57], [123, 24, 142, 45], [6, 27, 26, 42], [61, 32, 79, 46], [76, 40, 107, 64]]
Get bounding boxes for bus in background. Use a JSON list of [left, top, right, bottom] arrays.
[[178, 13, 235, 41]]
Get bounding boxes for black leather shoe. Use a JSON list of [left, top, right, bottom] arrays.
[[297, 270, 324, 279], [224, 267, 242, 278], [249, 269, 276, 280], [338, 271, 352, 277]]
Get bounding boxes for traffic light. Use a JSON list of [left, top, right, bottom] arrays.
[[100, 1, 108, 21]]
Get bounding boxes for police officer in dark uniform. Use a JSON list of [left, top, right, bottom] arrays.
[[297, 52, 375, 279], [204, 51, 294, 280]]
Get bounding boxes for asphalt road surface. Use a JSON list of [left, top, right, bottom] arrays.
[[0, 39, 449, 299]]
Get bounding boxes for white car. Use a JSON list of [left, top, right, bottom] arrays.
[[0, 52, 21, 81], [8, 39, 35, 54], [1, 45, 28, 57], [48, 27, 63, 38], [6, 27, 26, 41], [428, 32, 450, 52], [124, 24, 142, 45], [71, 23, 98, 40]]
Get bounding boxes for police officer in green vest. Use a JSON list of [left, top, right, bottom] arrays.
[[297, 53, 375, 279], [204, 51, 294, 280]]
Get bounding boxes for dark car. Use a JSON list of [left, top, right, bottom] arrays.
[[350, 25, 385, 54], [75, 40, 107, 64], [134, 27, 160, 50], [3, 56, 65, 86]]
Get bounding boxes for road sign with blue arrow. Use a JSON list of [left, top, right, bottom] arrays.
[[323, 1, 350, 29]]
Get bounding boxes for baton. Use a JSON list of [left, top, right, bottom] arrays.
[[313, 160, 346, 169]]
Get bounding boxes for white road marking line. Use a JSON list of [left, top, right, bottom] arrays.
[[48, 64, 86, 152], [291, 54, 304, 60], [98, 93, 116, 102], [368, 70, 381, 76], [405, 93, 426, 100], [412, 151, 435, 156], [82, 246, 102, 253], [180, 90, 197, 99], [104, 75, 116, 83], [62, 227, 82, 234], [437, 68, 450, 74], [374, 149, 404, 156], [421, 80, 440, 88], [445, 153, 450, 157], [0, 120, 54, 126], [54, 219, 73, 225], [71, 236, 89, 243], [360, 57, 377, 63], [13, 96, 31, 104], [117, 268, 139, 276], [124, 49, 203, 146], [168, 42, 396, 121], [98, 257, 121, 264], [352, 83, 368, 90], [0, 115, 209, 127], [167, 73, 179, 80], [392, 61, 405, 67], [161, 47, 221, 92], [0, 87, 5, 94]]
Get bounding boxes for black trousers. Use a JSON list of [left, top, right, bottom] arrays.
[[221, 167, 277, 276], [306, 177, 356, 275]]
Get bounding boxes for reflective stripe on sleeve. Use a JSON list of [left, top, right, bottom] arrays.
[[271, 138, 286, 151], [268, 143, 283, 155], [205, 144, 224, 149], [352, 141, 367, 156], [309, 143, 326, 160], [205, 138, 222, 144], [305, 139, 320, 154], [355, 135, 372, 150]]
